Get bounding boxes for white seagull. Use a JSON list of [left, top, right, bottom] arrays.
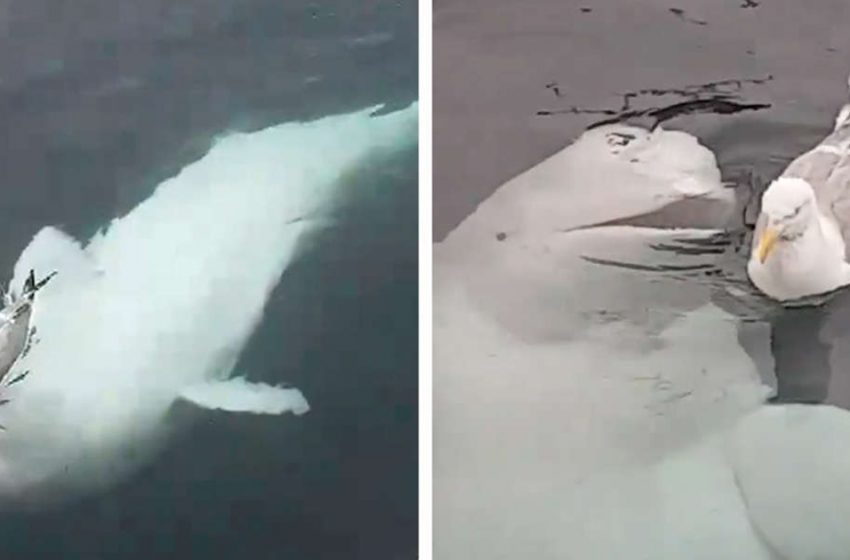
[[748, 79, 850, 301]]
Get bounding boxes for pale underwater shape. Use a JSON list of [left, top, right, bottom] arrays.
[[438, 123, 728, 250], [179, 377, 310, 415], [435, 122, 850, 559], [0, 101, 417, 509]]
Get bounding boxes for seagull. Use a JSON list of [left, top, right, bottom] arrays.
[[748, 79, 850, 301]]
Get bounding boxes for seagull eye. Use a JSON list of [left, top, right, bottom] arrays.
[[782, 203, 805, 222]]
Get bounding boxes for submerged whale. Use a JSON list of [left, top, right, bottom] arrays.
[[0, 102, 417, 509]]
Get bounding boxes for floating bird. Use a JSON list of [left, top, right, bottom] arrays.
[[748, 78, 850, 301]]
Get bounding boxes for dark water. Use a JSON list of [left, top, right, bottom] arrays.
[[0, 1, 417, 559], [435, 0, 850, 238]]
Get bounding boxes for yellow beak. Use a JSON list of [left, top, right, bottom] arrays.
[[756, 227, 780, 264]]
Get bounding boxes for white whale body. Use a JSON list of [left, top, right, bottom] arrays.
[[0, 102, 417, 509]]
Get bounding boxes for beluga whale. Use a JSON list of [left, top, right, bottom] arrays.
[[0, 101, 417, 510]]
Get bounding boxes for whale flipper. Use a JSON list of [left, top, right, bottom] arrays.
[[177, 377, 310, 415]]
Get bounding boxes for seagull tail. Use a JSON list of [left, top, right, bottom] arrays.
[[834, 73, 850, 131], [835, 104, 850, 132]]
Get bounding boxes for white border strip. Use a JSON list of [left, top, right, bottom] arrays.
[[418, 0, 433, 558]]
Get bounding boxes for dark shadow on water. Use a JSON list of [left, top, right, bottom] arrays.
[[766, 288, 850, 409], [768, 305, 833, 404], [539, 75, 773, 130]]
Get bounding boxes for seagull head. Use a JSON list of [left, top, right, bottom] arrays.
[[755, 177, 817, 263]]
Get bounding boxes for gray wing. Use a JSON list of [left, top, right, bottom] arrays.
[[781, 122, 850, 190], [781, 125, 850, 259], [783, 150, 842, 192], [823, 156, 850, 260]]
